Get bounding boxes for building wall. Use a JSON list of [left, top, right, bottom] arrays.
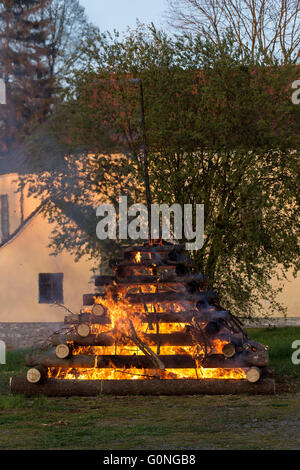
[[266, 272, 299, 318], [0, 173, 97, 322], [0, 210, 96, 322]]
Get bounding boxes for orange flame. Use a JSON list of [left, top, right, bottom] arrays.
[[47, 278, 247, 382], [48, 366, 246, 380]]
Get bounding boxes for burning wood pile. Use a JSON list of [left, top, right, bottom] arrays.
[[10, 242, 275, 396]]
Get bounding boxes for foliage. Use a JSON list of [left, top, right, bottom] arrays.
[[24, 25, 300, 317], [0, 0, 55, 157]]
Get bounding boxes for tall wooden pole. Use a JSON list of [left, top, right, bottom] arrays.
[[138, 79, 152, 242]]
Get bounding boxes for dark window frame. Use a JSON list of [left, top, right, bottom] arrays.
[[38, 273, 64, 304], [0, 194, 10, 241]]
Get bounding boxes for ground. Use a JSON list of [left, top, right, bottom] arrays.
[[0, 327, 300, 450]]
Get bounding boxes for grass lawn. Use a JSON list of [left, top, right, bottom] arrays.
[[0, 327, 300, 450]]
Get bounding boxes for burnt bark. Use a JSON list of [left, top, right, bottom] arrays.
[[95, 274, 207, 286], [26, 350, 267, 369], [10, 377, 276, 396], [25, 351, 196, 369]]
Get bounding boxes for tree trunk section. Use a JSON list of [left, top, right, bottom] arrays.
[[246, 367, 262, 383], [25, 350, 267, 369], [10, 377, 275, 396], [26, 366, 46, 384], [55, 344, 72, 359]]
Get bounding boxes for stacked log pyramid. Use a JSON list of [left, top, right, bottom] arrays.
[[10, 241, 275, 396]]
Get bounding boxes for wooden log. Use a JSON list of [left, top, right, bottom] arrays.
[[201, 351, 268, 368], [10, 377, 276, 396], [25, 351, 196, 369], [55, 344, 72, 359], [64, 313, 110, 325], [115, 265, 193, 278], [241, 349, 269, 367], [94, 274, 207, 286], [63, 311, 185, 325], [51, 332, 115, 346], [50, 331, 194, 347], [64, 308, 230, 325], [126, 291, 209, 304], [159, 309, 235, 328], [246, 367, 262, 383], [110, 259, 195, 268], [146, 309, 230, 323], [25, 350, 266, 369], [124, 244, 186, 253], [76, 324, 91, 337], [64, 313, 80, 323], [146, 311, 194, 323], [242, 342, 269, 367], [222, 342, 236, 358], [92, 304, 107, 316], [82, 293, 105, 306], [94, 275, 116, 286], [261, 367, 275, 378], [26, 366, 47, 384], [127, 320, 165, 370], [143, 332, 192, 346], [50, 331, 242, 348]]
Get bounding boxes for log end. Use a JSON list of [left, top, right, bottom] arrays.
[[26, 366, 46, 384], [246, 367, 262, 383], [222, 343, 236, 358], [55, 344, 71, 359], [76, 324, 91, 338]]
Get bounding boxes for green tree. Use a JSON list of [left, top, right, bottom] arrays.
[[25, 25, 300, 318], [0, 0, 55, 157]]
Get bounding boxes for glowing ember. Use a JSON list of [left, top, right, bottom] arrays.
[[48, 366, 246, 380]]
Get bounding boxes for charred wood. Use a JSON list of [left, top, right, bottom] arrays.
[[10, 377, 276, 396], [26, 366, 47, 384], [246, 367, 262, 383], [25, 351, 196, 369], [64, 313, 110, 325], [124, 244, 186, 253], [26, 350, 267, 369], [94, 274, 207, 286], [82, 293, 105, 306]]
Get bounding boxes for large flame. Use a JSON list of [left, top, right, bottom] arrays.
[[48, 366, 246, 380], [47, 277, 247, 381]]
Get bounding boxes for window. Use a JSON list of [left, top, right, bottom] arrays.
[[0, 194, 10, 241], [38, 273, 64, 304]]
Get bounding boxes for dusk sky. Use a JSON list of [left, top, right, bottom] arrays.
[[80, 0, 168, 33]]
